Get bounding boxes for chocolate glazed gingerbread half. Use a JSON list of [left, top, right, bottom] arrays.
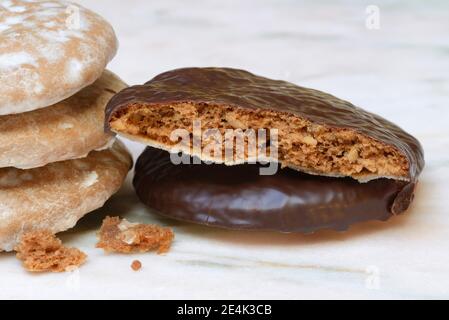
[[107, 67, 424, 231]]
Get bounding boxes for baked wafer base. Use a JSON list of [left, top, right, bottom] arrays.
[[106, 68, 424, 183]]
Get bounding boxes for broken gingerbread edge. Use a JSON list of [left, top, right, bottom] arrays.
[[104, 68, 424, 183], [105, 68, 424, 222]]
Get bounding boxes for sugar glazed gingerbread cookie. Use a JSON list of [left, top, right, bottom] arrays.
[[0, 0, 118, 115], [0, 141, 132, 252], [0, 70, 127, 169]]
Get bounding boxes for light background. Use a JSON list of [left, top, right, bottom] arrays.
[[1, 0, 448, 299]]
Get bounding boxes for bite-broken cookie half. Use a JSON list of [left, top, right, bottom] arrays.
[[106, 67, 424, 183], [107, 67, 424, 233]]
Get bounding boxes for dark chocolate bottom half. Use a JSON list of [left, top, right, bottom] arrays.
[[134, 147, 409, 233]]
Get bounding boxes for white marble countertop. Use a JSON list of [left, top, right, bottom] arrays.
[[1, 0, 448, 299]]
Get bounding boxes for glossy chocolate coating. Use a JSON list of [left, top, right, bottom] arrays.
[[134, 147, 410, 233], [106, 67, 424, 182]]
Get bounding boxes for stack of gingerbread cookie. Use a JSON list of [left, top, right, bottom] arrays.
[[0, 1, 132, 251]]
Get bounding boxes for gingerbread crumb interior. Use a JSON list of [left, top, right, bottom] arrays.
[[15, 230, 86, 273], [131, 260, 142, 271], [96, 216, 174, 254], [109, 102, 409, 181]]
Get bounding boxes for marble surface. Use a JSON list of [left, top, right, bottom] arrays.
[[1, 0, 448, 299]]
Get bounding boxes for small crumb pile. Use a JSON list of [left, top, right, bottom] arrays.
[[15, 230, 87, 273], [96, 216, 174, 254]]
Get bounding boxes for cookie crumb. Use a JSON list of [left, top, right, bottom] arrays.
[[131, 260, 142, 271], [15, 230, 87, 273], [96, 216, 174, 254]]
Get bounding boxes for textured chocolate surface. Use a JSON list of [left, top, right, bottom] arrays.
[[106, 67, 424, 182], [134, 147, 412, 233]]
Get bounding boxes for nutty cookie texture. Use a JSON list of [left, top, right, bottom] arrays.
[[96, 216, 174, 254], [15, 230, 86, 273], [107, 67, 424, 233], [106, 67, 424, 184]]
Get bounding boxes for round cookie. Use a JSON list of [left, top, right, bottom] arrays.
[[134, 147, 409, 233], [0, 0, 118, 115], [0, 70, 126, 169], [0, 140, 132, 252]]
